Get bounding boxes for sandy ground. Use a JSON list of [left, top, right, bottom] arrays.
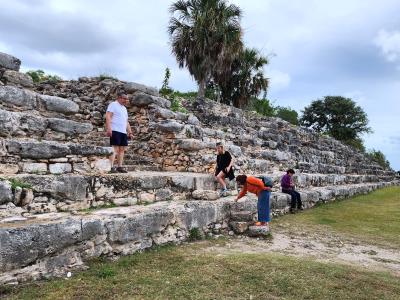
[[201, 227, 400, 276]]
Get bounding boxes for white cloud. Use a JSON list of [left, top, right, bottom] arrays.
[[374, 29, 400, 62]]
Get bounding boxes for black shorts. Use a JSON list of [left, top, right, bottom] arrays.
[[110, 131, 128, 146], [215, 167, 235, 181]]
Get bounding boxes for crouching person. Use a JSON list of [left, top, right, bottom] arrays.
[[235, 175, 271, 226], [281, 169, 303, 213]]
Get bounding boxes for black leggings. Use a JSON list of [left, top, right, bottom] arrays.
[[282, 189, 302, 209]]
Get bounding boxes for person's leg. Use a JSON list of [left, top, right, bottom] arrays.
[[216, 171, 227, 190], [294, 190, 302, 209], [257, 191, 270, 223], [109, 146, 119, 171], [117, 147, 125, 167]]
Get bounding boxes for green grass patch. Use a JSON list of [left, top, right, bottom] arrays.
[[273, 186, 400, 247], [4, 240, 400, 300], [0, 178, 32, 190]]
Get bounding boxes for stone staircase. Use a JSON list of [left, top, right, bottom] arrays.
[[0, 51, 399, 286]]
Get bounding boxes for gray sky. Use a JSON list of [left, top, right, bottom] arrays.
[[1, 0, 399, 169]]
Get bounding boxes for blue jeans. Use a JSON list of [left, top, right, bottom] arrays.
[[257, 190, 271, 222]]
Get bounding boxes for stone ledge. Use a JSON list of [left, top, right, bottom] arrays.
[[0, 52, 21, 71]]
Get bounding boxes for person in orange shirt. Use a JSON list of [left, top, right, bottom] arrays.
[[235, 175, 271, 226]]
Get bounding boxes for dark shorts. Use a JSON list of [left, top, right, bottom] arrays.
[[110, 131, 128, 146], [215, 167, 235, 181]]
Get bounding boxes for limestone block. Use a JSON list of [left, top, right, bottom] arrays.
[[49, 163, 72, 174], [0, 85, 37, 108], [21, 162, 48, 174], [92, 158, 111, 173], [230, 210, 254, 222], [192, 190, 219, 201], [123, 81, 159, 97], [2, 70, 33, 87], [7, 140, 71, 159], [229, 221, 249, 234], [178, 139, 206, 151], [130, 92, 170, 108], [139, 192, 155, 203], [194, 176, 216, 190], [139, 176, 168, 190], [39, 95, 79, 114], [0, 52, 21, 71], [48, 118, 93, 135], [112, 198, 137, 206], [155, 189, 173, 201], [170, 177, 193, 192], [247, 225, 270, 237], [0, 180, 13, 204], [156, 120, 184, 133], [187, 114, 200, 125], [0, 163, 19, 174]]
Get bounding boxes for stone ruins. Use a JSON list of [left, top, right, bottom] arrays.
[[0, 51, 398, 285]]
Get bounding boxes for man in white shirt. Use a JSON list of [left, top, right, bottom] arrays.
[[105, 92, 133, 173]]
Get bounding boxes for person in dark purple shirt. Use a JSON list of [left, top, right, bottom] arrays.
[[281, 169, 303, 213]]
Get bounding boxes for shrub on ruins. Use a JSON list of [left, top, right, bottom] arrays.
[[300, 96, 371, 148], [26, 69, 62, 83], [215, 47, 269, 108], [168, 0, 243, 98], [98, 73, 117, 81], [367, 149, 391, 169], [249, 97, 275, 117], [160, 67, 173, 97], [275, 106, 299, 125]]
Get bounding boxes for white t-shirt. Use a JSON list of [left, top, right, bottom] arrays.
[[106, 101, 128, 134]]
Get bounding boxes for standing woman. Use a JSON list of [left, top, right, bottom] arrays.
[[215, 142, 235, 196], [235, 175, 271, 226]]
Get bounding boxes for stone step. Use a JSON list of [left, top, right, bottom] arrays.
[[0, 85, 79, 116], [0, 138, 112, 175], [0, 107, 93, 140]]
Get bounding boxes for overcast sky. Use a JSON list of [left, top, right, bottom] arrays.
[[1, 0, 399, 169]]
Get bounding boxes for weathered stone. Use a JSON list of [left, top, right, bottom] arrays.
[[194, 176, 216, 190], [230, 211, 254, 222], [39, 95, 79, 114], [7, 140, 71, 159], [171, 176, 195, 190], [229, 221, 249, 234], [178, 139, 206, 151], [112, 198, 137, 206], [49, 163, 72, 174], [130, 92, 170, 108], [152, 106, 176, 119], [21, 163, 48, 174], [139, 192, 155, 203], [92, 159, 111, 173], [187, 114, 200, 125], [155, 189, 173, 201], [2, 70, 33, 87], [226, 144, 242, 157], [0, 85, 37, 108], [192, 190, 219, 201], [0, 180, 13, 204], [69, 144, 112, 157], [156, 120, 184, 133], [247, 225, 270, 237], [48, 118, 93, 135], [123, 81, 159, 96], [0, 52, 21, 71], [0, 163, 19, 174]]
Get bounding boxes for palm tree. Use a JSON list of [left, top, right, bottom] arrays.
[[218, 47, 269, 108], [168, 0, 242, 97]]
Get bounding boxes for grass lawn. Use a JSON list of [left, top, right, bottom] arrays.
[[2, 241, 400, 300], [273, 186, 400, 248], [2, 186, 399, 300]]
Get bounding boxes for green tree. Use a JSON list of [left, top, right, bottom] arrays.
[[168, 0, 242, 97], [275, 106, 299, 125], [367, 149, 391, 169], [249, 97, 275, 116], [160, 67, 173, 97], [217, 47, 269, 108], [300, 96, 371, 147]]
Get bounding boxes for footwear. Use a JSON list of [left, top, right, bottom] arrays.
[[117, 167, 128, 173], [289, 208, 296, 214], [298, 207, 304, 211], [110, 167, 118, 173], [219, 188, 228, 196], [254, 221, 267, 226]]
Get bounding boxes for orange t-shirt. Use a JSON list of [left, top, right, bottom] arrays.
[[238, 176, 270, 199]]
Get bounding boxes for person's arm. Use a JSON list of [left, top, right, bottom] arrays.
[[235, 184, 247, 201], [225, 152, 233, 172], [127, 121, 133, 139], [105, 111, 113, 137]]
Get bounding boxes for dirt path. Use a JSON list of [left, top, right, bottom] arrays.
[[201, 228, 400, 276]]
